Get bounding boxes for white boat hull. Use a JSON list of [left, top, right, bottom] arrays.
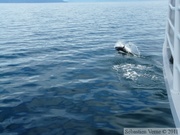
[[163, 0, 180, 128]]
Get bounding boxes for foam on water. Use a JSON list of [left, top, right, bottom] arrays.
[[113, 63, 158, 81]]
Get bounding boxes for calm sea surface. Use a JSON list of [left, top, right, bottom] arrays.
[[0, 1, 175, 135]]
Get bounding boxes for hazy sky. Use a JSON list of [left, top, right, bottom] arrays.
[[0, 0, 161, 2], [0, 0, 151, 2], [69, 0, 125, 1], [68, 0, 150, 1], [0, 0, 64, 2]]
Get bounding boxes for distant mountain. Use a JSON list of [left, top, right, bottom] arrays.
[[0, 0, 65, 3]]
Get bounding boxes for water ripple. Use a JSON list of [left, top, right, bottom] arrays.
[[0, 1, 174, 135]]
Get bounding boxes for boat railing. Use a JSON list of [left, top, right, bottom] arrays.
[[165, 0, 180, 94]]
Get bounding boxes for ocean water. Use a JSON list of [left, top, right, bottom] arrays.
[[0, 1, 175, 135]]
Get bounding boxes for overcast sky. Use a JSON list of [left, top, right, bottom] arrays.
[[0, 0, 155, 2]]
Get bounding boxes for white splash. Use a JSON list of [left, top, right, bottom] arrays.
[[115, 41, 140, 56]]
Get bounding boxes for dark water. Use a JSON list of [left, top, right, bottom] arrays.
[[0, 1, 175, 135]]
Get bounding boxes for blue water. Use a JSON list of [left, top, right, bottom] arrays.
[[0, 1, 175, 135]]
